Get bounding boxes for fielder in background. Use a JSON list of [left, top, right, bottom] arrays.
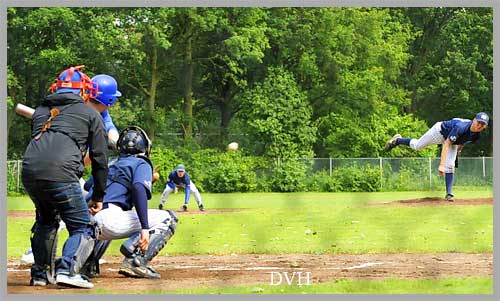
[[158, 164, 204, 212], [385, 112, 490, 201], [91, 126, 178, 279], [21, 66, 108, 288]]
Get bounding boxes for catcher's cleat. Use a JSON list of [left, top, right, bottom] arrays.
[[445, 194, 455, 202], [384, 134, 402, 151], [180, 204, 188, 212], [198, 204, 205, 212], [118, 258, 161, 279], [158, 203, 163, 210], [56, 273, 94, 289]]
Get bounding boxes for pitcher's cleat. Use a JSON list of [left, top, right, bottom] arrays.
[[199, 204, 205, 211], [384, 134, 402, 151]]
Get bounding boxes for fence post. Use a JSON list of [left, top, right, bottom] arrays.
[[379, 157, 383, 189], [429, 157, 432, 189], [482, 156, 486, 178], [17, 160, 21, 192], [329, 158, 332, 177]]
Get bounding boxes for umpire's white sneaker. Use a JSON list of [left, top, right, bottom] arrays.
[[20, 249, 35, 265], [56, 273, 94, 289]]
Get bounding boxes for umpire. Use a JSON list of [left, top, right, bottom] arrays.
[[21, 66, 108, 288]]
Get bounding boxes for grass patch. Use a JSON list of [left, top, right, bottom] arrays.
[[90, 277, 493, 294], [6, 190, 493, 211], [7, 191, 493, 258]]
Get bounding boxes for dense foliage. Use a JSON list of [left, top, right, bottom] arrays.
[[7, 8, 493, 163]]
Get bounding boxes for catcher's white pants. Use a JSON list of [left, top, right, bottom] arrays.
[[409, 122, 458, 173], [160, 182, 202, 206], [94, 204, 173, 240]]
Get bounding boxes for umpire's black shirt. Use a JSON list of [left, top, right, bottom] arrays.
[[22, 93, 108, 201]]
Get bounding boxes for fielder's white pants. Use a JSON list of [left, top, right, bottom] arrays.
[[409, 122, 458, 173], [94, 204, 173, 240], [160, 183, 202, 206]]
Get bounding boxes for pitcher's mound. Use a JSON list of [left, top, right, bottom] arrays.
[[380, 197, 492, 206]]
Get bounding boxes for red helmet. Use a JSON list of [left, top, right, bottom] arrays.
[[48, 65, 98, 100]]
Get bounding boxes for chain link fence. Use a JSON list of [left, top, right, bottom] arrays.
[[299, 157, 493, 191], [6, 157, 493, 194]]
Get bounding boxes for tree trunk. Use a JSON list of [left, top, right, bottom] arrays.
[[220, 101, 232, 143], [183, 36, 193, 139], [148, 44, 159, 141]]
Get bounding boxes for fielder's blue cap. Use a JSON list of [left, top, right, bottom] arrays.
[[475, 112, 489, 125], [176, 164, 186, 171]]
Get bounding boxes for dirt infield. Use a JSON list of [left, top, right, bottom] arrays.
[[371, 197, 493, 207], [7, 252, 492, 294]]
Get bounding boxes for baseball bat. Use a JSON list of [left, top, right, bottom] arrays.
[[15, 103, 35, 119]]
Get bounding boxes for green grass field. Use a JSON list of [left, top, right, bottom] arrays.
[[7, 190, 493, 294]]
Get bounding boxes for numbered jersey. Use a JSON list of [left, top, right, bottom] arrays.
[[440, 118, 481, 145]]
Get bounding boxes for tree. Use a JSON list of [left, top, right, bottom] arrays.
[[238, 66, 316, 158], [401, 8, 493, 155], [166, 8, 269, 143], [264, 8, 416, 157], [112, 8, 175, 140]]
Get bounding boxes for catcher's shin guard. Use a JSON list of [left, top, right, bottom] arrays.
[[120, 210, 177, 261], [118, 226, 173, 280], [118, 213, 177, 279], [144, 226, 175, 261], [81, 240, 111, 278], [30, 219, 60, 282]]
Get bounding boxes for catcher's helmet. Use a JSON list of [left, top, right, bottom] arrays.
[[48, 65, 98, 99], [91, 74, 122, 107], [117, 126, 152, 157]]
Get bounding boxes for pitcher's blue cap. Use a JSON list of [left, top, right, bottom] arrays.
[[475, 112, 489, 125], [176, 164, 186, 171]]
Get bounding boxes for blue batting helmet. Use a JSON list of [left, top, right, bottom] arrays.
[[91, 74, 122, 107]]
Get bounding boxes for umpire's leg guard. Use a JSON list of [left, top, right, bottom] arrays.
[[30, 218, 60, 283], [80, 240, 112, 278], [56, 225, 96, 276]]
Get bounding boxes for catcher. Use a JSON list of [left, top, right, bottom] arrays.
[[84, 126, 177, 279]]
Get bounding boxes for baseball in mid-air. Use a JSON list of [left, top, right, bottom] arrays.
[[227, 142, 239, 151]]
